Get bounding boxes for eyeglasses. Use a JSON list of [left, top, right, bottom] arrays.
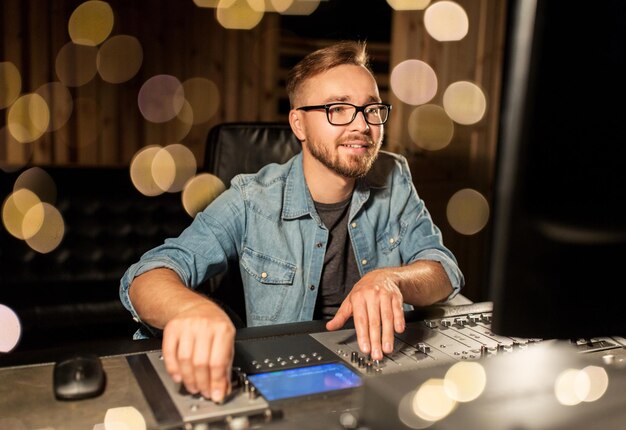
[[296, 102, 392, 126]]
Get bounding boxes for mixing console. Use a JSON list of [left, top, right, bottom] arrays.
[[128, 302, 626, 429]]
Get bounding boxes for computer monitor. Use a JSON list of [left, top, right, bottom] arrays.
[[488, 0, 626, 339]]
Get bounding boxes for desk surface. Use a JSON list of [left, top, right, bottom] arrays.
[[2, 302, 626, 430]]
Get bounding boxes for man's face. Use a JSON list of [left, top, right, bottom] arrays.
[[294, 65, 384, 179]]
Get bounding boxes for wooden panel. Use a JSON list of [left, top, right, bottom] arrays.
[[388, 0, 508, 302]]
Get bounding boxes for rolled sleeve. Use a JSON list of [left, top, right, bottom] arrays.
[[410, 250, 465, 302]]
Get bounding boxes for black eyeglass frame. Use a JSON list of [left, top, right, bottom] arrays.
[[296, 102, 392, 126]]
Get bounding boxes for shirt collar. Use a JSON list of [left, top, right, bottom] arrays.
[[282, 152, 389, 221]]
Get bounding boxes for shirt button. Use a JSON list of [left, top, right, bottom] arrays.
[[361, 259, 368, 266], [351, 222, 357, 228], [316, 242, 324, 248], [261, 272, 268, 279], [389, 238, 395, 244], [310, 285, 316, 291]]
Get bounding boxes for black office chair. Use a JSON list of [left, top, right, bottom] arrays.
[[202, 122, 302, 327]]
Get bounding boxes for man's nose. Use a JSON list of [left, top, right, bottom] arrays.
[[351, 110, 370, 131]]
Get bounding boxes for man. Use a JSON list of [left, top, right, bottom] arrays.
[[119, 41, 464, 403]]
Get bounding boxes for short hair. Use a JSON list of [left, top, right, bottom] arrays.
[[286, 40, 372, 108]]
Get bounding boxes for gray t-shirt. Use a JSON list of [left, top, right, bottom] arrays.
[[314, 196, 361, 319]]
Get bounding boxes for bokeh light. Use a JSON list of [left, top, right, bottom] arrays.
[[182, 173, 226, 218], [274, 0, 321, 15], [25, 203, 65, 254], [35, 82, 74, 132], [446, 188, 490, 235], [55, 42, 99, 87], [104, 406, 146, 430], [555, 368, 589, 406], [216, 0, 264, 30], [138, 75, 185, 123], [580, 366, 609, 402], [413, 378, 457, 422], [0, 61, 22, 109], [390, 60, 438, 106], [130, 146, 166, 196], [152, 144, 198, 193], [0, 304, 22, 353], [182, 77, 220, 125], [97, 35, 144, 84], [408, 104, 454, 151], [0, 418, 27, 430], [7, 93, 50, 143], [424, 1, 469, 42], [398, 389, 433, 429], [443, 81, 486, 125], [68, 0, 114, 46], [387, 0, 431, 11], [14, 167, 57, 204], [443, 361, 486, 402], [2, 188, 44, 240]]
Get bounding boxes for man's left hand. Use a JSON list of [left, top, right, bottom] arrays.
[[325, 269, 405, 361]]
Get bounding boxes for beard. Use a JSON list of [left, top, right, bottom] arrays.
[[306, 134, 381, 178]]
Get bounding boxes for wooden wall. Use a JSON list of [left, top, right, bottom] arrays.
[[1, 0, 508, 301]]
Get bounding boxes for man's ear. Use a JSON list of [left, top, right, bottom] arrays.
[[289, 109, 306, 141]]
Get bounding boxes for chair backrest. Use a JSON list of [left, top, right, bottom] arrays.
[[202, 122, 301, 327], [204, 121, 301, 186]]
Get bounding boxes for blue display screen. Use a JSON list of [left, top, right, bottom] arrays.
[[247, 362, 362, 401]]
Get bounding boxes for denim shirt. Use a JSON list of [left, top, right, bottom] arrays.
[[119, 151, 464, 336]]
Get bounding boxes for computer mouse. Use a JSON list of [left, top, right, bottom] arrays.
[[53, 353, 106, 400]]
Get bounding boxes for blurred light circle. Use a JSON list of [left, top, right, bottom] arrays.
[[413, 378, 457, 422], [2, 189, 43, 240], [275, 0, 321, 15], [97, 35, 143, 84], [390, 60, 438, 106], [424, 1, 469, 42], [68, 0, 114, 46], [0, 61, 22, 109], [182, 78, 220, 124], [447, 188, 490, 235], [25, 203, 65, 254], [555, 369, 587, 406], [35, 82, 74, 132], [104, 406, 146, 430], [55, 42, 98, 87], [182, 173, 226, 218], [7, 93, 50, 144], [443, 81, 486, 125], [248, 0, 272, 12], [443, 361, 486, 402], [0, 304, 22, 353], [14, 166, 57, 204], [138, 75, 185, 123], [130, 146, 165, 196], [387, 0, 431, 11], [580, 366, 609, 402], [398, 389, 433, 429], [216, 0, 264, 30], [408, 104, 454, 151], [152, 144, 197, 193]]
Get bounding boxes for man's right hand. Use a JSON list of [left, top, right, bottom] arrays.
[[161, 301, 236, 403]]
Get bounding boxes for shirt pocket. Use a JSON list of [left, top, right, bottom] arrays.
[[240, 247, 297, 321], [376, 220, 407, 254]]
